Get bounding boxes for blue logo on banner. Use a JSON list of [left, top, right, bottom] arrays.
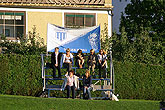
[[56, 32, 66, 41]]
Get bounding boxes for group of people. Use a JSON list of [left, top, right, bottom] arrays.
[[51, 47, 107, 79], [65, 69, 92, 99], [51, 47, 107, 99]]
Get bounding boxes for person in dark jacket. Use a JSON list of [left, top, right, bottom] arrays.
[[87, 49, 97, 77], [51, 47, 62, 78], [83, 70, 92, 99], [75, 49, 84, 68]]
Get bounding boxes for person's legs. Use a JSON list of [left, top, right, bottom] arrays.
[[52, 65, 56, 78], [71, 86, 75, 99], [92, 64, 96, 78], [68, 63, 72, 71], [64, 63, 69, 73], [88, 66, 91, 73], [92, 64, 95, 73], [81, 59, 84, 66], [78, 60, 83, 68], [83, 87, 87, 99], [57, 66, 61, 78], [98, 64, 102, 78], [103, 67, 107, 78], [66, 85, 71, 98], [87, 87, 92, 99], [78, 60, 81, 66]]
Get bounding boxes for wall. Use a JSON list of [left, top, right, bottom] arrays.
[[27, 11, 63, 44], [97, 13, 108, 39], [28, 11, 109, 44]]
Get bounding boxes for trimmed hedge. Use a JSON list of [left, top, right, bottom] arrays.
[[0, 54, 42, 96], [114, 61, 165, 100], [0, 54, 164, 100]]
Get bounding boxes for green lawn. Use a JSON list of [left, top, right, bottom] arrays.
[[0, 95, 159, 110]]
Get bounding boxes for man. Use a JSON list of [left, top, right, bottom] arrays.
[[87, 49, 97, 78], [51, 47, 62, 78]]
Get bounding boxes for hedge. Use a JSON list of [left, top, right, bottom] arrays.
[[0, 54, 164, 100], [0, 54, 42, 96], [114, 61, 165, 100]]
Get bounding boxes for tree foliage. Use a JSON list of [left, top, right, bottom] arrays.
[[108, 0, 165, 65], [0, 26, 46, 55], [101, 23, 112, 55], [112, 27, 164, 65], [120, 0, 165, 41]]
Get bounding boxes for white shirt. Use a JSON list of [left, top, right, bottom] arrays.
[[97, 54, 107, 68], [55, 52, 59, 64], [65, 74, 74, 86], [61, 53, 74, 68]]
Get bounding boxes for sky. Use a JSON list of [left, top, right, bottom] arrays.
[[112, 0, 131, 33]]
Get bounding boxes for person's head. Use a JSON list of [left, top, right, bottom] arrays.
[[69, 70, 74, 77], [55, 47, 59, 52], [90, 49, 95, 55], [85, 70, 90, 78], [78, 49, 82, 55], [99, 49, 106, 55], [66, 48, 70, 55]]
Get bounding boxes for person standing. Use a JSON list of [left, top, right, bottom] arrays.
[[65, 70, 75, 99], [51, 47, 62, 78], [98, 49, 107, 78], [61, 48, 73, 72], [83, 70, 92, 100], [87, 49, 97, 78]]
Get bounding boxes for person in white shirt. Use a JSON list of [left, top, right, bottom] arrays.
[[97, 49, 107, 78], [61, 48, 73, 72], [65, 70, 75, 99]]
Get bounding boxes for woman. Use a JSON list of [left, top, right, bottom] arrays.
[[87, 49, 97, 77], [83, 70, 92, 100], [65, 70, 75, 99], [75, 49, 84, 68], [97, 49, 107, 78], [61, 48, 73, 72]]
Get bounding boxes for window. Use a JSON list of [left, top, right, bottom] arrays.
[[0, 11, 25, 39], [65, 13, 96, 28]]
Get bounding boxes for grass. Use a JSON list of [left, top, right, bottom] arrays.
[[0, 95, 160, 110]]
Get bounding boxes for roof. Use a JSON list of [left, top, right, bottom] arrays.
[[0, 0, 113, 10], [0, 0, 104, 5]]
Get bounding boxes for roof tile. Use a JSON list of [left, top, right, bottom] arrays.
[[0, 0, 105, 5]]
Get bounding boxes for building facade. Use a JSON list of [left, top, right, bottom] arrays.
[[0, 0, 113, 44]]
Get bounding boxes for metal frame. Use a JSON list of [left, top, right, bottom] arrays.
[[41, 53, 115, 99]]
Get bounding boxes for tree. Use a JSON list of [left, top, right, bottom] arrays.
[[0, 26, 46, 55], [120, 0, 165, 41]]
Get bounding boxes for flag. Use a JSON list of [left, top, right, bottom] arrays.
[[47, 23, 100, 53]]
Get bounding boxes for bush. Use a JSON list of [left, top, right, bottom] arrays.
[[114, 61, 165, 100], [0, 26, 46, 55], [0, 54, 42, 96], [0, 54, 164, 100]]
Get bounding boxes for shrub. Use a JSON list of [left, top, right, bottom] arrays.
[[0, 54, 164, 100], [0, 54, 42, 96], [114, 61, 165, 100]]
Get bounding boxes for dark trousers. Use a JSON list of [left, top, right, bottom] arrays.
[[52, 65, 61, 78], [63, 63, 72, 72], [98, 64, 107, 78], [66, 85, 75, 99]]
